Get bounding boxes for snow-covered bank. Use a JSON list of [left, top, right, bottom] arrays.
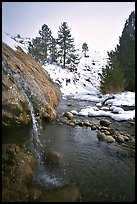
[[2, 32, 30, 53], [71, 104, 135, 121], [43, 62, 135, 121], [43, 54, 107, 97], [2, 32, 135, 121], [42, 62, 135, 122], [71, 92, 135, 121]]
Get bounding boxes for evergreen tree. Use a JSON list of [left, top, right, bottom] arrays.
[[117, 11, 135, 91], [100, 51, 125, 94], [28, 24, 54, 65], [17, 34, 21, 38], [82, 42, 89, 57], [28, 37, 47, 65], [39, 24, 53, 60], [48, 37, 58, 63], [57, 22, 78, 68], [100, 11, 135, 93]]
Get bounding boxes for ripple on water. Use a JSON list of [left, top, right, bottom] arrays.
[[39, 121, 135, 202]]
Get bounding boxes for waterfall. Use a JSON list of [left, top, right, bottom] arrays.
[[19, 78, 42, 147], [3, 62, 43, 160], [3, 62, 65, 187]]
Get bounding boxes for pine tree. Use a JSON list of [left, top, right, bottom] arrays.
[[82, 43, 89, 57], [28, 24, 54, 65], [28, 37, 47, 65], [39, 24, 53, 60], [48, 37, 58, 63], [100, 51, 125, 94], [57, 22, 77, 68], [100, 10, 135, 93], [116, 11, 135, 91]]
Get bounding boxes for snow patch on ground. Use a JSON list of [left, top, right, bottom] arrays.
[[2, 32, 135, 121]]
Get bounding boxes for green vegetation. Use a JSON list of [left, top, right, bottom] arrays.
[[100, 11, 135, 94], [28, 22, 80, 67], [82, 42, 89, 57], [28, 11, 135, 93], [28, 24, 54, 65]]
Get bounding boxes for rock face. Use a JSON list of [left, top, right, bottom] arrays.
[[2, 143, 37, 202], [2, 43, 61, 127]]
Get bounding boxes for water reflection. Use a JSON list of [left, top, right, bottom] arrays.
[[38, 122, 135, 202], [2, 98, 135, 202]]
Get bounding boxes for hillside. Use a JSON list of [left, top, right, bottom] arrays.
[[2, 32, 107, 99], [2, 35, 61, 127]]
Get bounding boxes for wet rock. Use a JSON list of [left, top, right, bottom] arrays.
[[71, 118, 77, 124], [91, 124, 96, 130], [2, 182, 29, 202], [2, 143, 37, 202], [2, 43, 61, 127], [28, 188, 42, 201], [63, 111, 73, 120], [97, 131, 106, 141], [100, 119, 111, 127], [96, 125, 101, 130], [79, 121, 84, 127], [113, 130, 121, 137], [39, 184, 81, 202], [123, 135, 129, 142], [43, 150, 63, 167], [129, 137, 135, 144], [60, 117, 68, 124], [97, 131, 115, 143], [69, 122, 75, 127], [75, 119, 81, 125], [108, 128, 115, 135], [105, 136, 115, 143], [116, 135, 125, 143], [104, 130, 111, 135], [83, 119, 91, 127]]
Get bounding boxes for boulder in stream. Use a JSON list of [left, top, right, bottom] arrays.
[[100, 119, 111, 127], [43, 150, 63, 167], [38, 184, 81, 202]]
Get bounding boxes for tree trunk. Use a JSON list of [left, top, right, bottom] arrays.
[[63, 50, 66, 68]]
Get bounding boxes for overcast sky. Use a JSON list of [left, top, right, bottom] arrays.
[[2, 2, 135, 56]]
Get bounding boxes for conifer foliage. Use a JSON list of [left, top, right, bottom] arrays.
[[82, 43, 89, 57], [57, 22, 79, 68], [28, 37, 46, 65], [28, 24, 57, 65], [100, 11, 135, 93], [28, 22, 79, 67]]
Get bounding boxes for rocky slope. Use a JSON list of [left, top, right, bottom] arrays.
[[2, 42, 61, 127]]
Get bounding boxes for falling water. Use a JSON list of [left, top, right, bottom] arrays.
[[3, 62, 67, 189], [3, 62, 43, 160]]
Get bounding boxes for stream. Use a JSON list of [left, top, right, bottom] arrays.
[[2, 98, 135, 202]]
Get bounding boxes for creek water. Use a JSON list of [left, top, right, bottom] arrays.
[[2, 98, 135, 202]]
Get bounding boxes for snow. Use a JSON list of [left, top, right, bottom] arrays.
[[2, 32, 30, 53], [42, 61, 135, 121], [43, 53, 107, 98], [43, 61, 135, 121], [71, 105, 135, 121], [2, 32, 135, 122], [2, 32, 19, 51]]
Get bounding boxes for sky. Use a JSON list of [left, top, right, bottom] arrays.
[[2, 2, 135, 56]]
